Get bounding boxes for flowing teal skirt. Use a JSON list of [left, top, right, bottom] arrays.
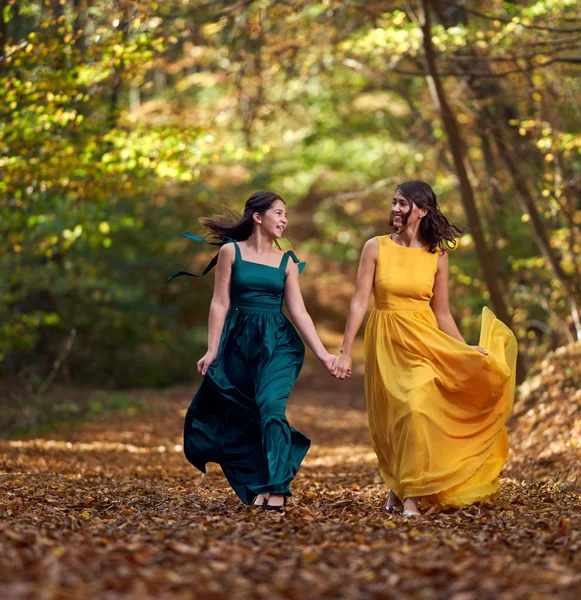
[[184, 307, 310, 504]]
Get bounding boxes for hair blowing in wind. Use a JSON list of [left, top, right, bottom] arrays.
[[396, 181, 462, 253], [200, 191, 285, 242]]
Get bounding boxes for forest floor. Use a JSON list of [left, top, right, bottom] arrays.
[[1, 347, 580, 600]]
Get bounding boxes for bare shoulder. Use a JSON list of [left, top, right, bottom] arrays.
[[437, 248, 449, 270], [218, 242, 235, 262], [362, 237, 380, 260]]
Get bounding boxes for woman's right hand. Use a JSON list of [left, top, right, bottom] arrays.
[[331, 350, 352, 380], [197, 351, 217, 376], [321, 353, 351, 378]]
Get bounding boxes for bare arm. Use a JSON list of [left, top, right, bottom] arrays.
[[432, 251, 487, 353], [331, 238, 379, 379], [198, 243, 234, 375], [431, 251, 466, 343], [284, 260, 336, 372]]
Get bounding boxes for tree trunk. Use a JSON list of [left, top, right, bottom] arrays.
[[486, 113, 581, 339], [154, 69, 167, 91], [108, 13, 130, 129], [129, 84, 141, 113], [418, 1, 513, 324], [431, 0, 581, 340], [73, 0, 86, 57], [0, 0, 7, 60], [476, 114, 511, 289]]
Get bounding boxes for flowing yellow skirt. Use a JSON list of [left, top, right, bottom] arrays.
[[364, 307, 517, 507]]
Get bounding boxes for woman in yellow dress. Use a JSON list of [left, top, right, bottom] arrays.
[[331, 181, 517, 517]]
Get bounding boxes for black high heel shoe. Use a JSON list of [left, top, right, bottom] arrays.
[[384, 490, 402, 514]]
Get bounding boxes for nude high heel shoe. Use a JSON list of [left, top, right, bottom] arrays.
[[402, 497, 421, 517]]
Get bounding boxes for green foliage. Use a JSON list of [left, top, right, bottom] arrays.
[[2, 0, 581, 388], [0, 1, 254, 386], [0, 389, 147, 439], [86, 392, 146, 415]]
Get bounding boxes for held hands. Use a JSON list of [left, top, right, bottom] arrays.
[[197, 350, 217, 376], [321, 352, 351, 378], [327, 345, 487, 381], [330, 350, 352, 380]]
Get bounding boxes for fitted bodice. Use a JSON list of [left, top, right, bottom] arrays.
[[167, 234, 304, 313], [373, 235, 439, 311], [230, 242, 291, 313]]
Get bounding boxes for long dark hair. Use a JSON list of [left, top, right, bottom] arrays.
[[200, 190, 285, 243], [392, 181, 462, 253]]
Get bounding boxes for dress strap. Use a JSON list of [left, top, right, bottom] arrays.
[[167, 231, 234, 281], [286, 250, 306, 274], [231, 239, 242, 262], [279, 251, 291, 272]]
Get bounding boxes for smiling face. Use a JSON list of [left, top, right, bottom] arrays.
[[254, 199, 287, 239], [390, 189, 426, 230]]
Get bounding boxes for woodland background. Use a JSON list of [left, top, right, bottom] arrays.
[[2, 0, 581, 400], [1, 2, 581, 598]]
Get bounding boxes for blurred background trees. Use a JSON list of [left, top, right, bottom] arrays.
[[2, 0, 580, 390]]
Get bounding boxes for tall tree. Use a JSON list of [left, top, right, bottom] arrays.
[[430, 0, 581, 341], [418, 0, 514, 332]]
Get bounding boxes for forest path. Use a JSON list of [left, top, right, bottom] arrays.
[[1, 367, 580, 599]]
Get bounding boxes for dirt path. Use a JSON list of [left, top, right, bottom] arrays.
[[1, 367, 580, 599]]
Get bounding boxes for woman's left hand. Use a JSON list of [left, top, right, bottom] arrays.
[[473, 345, 488, 355], [321, 353, 337, 374], [322, 353, 351, 377], [330, 350, 353, 379]]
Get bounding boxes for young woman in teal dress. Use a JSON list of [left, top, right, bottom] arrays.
[[169, 191, 342, 511]]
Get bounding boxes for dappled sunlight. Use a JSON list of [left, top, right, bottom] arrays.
[[304, 445, 377, 468], [3, 439, 183, 455]]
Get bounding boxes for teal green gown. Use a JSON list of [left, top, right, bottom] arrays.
[[169, 235, 310, 504]]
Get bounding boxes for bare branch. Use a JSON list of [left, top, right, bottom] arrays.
[[440, 0, 581, 33], [38, 329, 77, 395], [0, 40, 28, 63], [330, 177, 398, 203], [388, 56, 581, 78], [447, 42, 581, 63]]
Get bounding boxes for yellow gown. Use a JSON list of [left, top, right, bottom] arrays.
[[364, 235, 517, 507]]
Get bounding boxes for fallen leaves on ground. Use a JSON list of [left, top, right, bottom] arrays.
[[507, 342, 581, 486], [1, 360, 580, 599]]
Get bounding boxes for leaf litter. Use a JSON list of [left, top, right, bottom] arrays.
[[1, 349, 580, 599]]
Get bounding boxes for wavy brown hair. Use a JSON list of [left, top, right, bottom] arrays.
[[200, 191, 285, 244], [391, 181, 462, 253]]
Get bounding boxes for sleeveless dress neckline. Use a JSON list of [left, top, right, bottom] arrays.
[[234, 241, 287, 271], [386, 233, 429, 250]]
